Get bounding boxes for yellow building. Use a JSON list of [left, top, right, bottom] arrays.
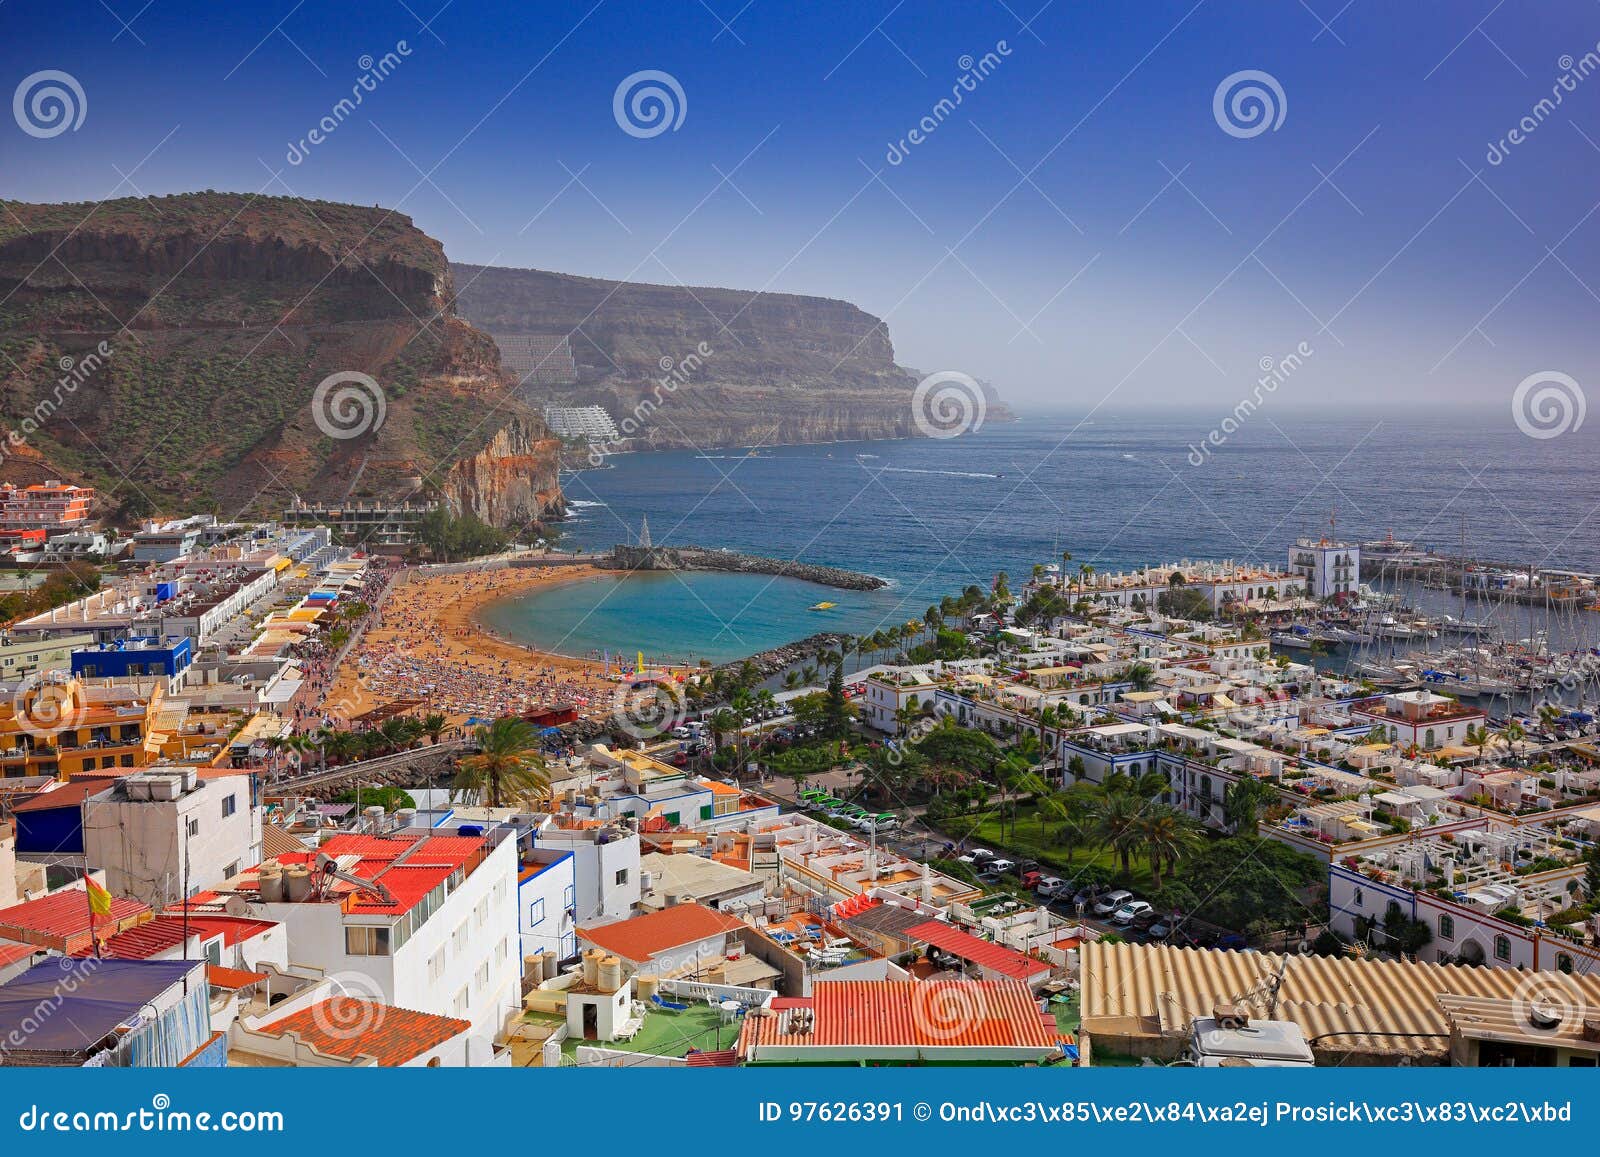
[[0, 675, 165, 780]]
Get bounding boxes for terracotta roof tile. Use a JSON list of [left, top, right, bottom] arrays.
[[257, 999, 469, 1066], [906, 920, 1052, 982], [579, 902, 745, 963]]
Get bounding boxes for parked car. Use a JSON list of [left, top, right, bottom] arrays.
[[1112, 900, 1154, 925], [958, 848, 995, 865], [1035, 876, 1067, 897], [1093, 889, 1134, 917], [986, 858, 1017, 875], [671, 725, 691, 739], [1018, 868, 1043, 890], [1147, 920, 1174, 940]]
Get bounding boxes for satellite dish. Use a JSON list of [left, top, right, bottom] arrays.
[[223, 895, 253, 918]]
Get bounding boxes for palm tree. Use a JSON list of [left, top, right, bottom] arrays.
[[1503, 720, 1526, 759], [422, 713, 448, 745], [453, 717, 550, 808], [708, 708, 740, 755], [1123, 662, 1156, 692], [894, 696, 922, 737], [783, 670, 802, 690], [1223, 776, 1267, 835], [1138, 806, 1203, 889], [1465, 725, 1491, 765], [1095, 790, 1145, 876]]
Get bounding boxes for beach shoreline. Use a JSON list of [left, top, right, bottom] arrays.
[[322, 562, 614, 725]]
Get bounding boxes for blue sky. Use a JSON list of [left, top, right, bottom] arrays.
[[2, 0, 1598, 409]]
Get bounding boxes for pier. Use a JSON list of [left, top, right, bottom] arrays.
[[602, 542, 887, 591]]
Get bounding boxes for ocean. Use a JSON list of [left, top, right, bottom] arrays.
[[483, 407, 1600, 664]]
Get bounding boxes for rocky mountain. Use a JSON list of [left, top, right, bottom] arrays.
[[0, 193, 562, 529], [451, 263, 1006, 451]]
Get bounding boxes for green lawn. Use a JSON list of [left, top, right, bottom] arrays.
[[558, 1002, 735, 1059], [932, 802, 1159, 892]]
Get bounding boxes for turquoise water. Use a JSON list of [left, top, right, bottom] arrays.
[[489, 408, 1600, 663], [476, 570, 904, 665]]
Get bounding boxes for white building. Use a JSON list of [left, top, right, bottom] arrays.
[[532, 820, 640, 927], [518, 846, 578, 963], [1289, 537, 1360, 599], [1351, 690, 1485, 752], [218, 828, 522, 1047], [83, 768, 262, 907]]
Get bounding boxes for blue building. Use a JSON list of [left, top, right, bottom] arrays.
[[71, 636, 193, 682]]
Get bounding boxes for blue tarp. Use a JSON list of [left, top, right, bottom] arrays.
[[0, 958, 198, 1057]]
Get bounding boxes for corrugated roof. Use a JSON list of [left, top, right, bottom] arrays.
[[907, 920, 1051, 981], [256, 999, 469, 1066], [69, 917, 191, 960], [739, 980, 1057, 1054], [579, 902, 745, 963], [260, 823, 306, 858], [0, 889, 149, 944], [1079, 940, 1600, 1058]]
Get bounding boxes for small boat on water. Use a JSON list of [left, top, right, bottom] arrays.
[[1270, 626, 1315, 650], [809, 601, 837, 611]]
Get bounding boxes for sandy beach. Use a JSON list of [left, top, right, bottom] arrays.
[[322, 563, 614, 725]]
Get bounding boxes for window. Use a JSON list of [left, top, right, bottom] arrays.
[[186, 817, 200, 838], [563, 885, 575, 910], [222, 861, 239, 880], [453, 987, 468, 1017], [1437, 914, 1454, 940], [614, 868, 629, 887], [475, 961, 490, 992], [428, 948, 445, 983], [1493, 934, 1512, 962], [475, 896, 490, 929], [221, 794, 237, 818], [527, 897, 546, 927], [345, 926, 392, 956], [453, 921, 469, 954]]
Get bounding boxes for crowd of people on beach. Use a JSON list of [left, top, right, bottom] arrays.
[[318, 565, 617, 725]]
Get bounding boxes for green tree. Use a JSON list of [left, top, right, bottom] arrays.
[[823, 658, 850, 739], [452, 717, 550, 807]]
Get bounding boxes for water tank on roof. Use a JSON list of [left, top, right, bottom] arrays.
[[458, 824, 483, 837], [258, 864, 286, 903], [283, 865, 313, 902]]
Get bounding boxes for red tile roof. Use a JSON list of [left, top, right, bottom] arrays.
[[253, 832, 485, 917], [0, 889, 150, 949], [0, 940, 39, 969], [738, 980, 1058, 1055], [206, 965, 267, 990], [579, 902, 745, 963], [257, 999, 469, 1066], [10, 777, 119, 813], [906, 920, 1052, 982], [168, 913, 278, 947], [69, 917, 191, 960]]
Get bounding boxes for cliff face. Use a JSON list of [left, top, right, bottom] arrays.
[[450, 262, 987, 451], [0, 194, 561, 528]]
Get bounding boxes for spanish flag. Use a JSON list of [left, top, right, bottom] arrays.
[[84, 874, 113, 917]]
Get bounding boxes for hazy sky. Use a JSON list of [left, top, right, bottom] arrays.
[[3, 1, 1597, 410]]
